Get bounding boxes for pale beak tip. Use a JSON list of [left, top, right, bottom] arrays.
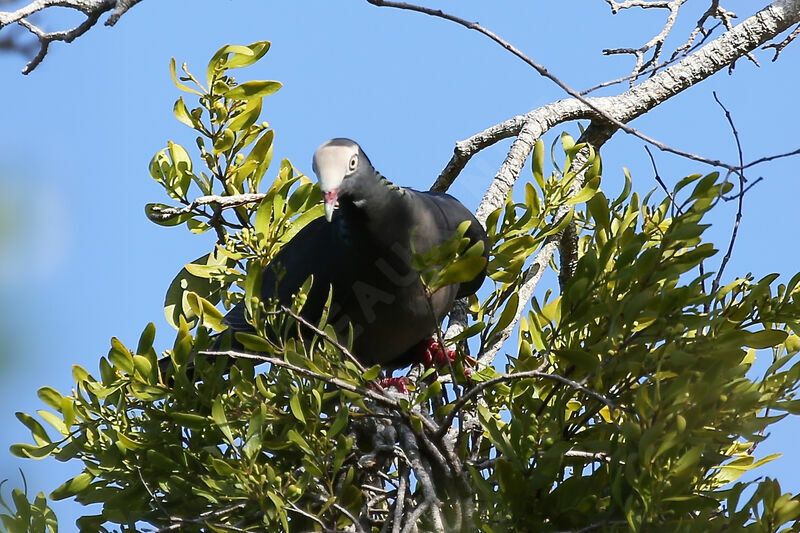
[[322, 189, 338, 222], [324, 201, 335, 222]]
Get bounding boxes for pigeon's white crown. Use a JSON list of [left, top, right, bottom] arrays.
[[312, 139, 360, 192]]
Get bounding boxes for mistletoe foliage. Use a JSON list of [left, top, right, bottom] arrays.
[[5, 43, 800, 533]]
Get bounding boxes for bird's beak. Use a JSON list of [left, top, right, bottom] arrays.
[[323, 189, 338, 222]]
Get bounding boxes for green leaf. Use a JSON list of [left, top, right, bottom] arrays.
[[223, 80, 282, 100], [234, 332, 273, 352], [173, 97, 196, 129], [289, 393, 306, 424], [362, 365, 381, 381], [671, 445, 703, 477], [169, 411, 209, 429], [207, 42, 271, 85], [287, 429, 314, 455], [36, 410, 67, 436], [225, 41, 272, 70], [71, 365, 90, 383], [532, 139, 545, 189], [329, 407, 349, 438], [244, 261, 263, 320], [743, 329, 788, 349], [164, 251, 231, 329], [431, 255, 487, 290], [186, 292, 227, 332], [37, 387, 63, 411], [9, 442, 59, 459], [108, 337, 134, 374], [415, 381, 442, 406], [566, 175, 600, 205], [116, 432, 144, 451], [488, 292, 519, 342], [15, 412, 51, 446], [213, 128, 235, 153], [448, 321, 486, 342], [136, 322, 156, 355], [169, 58, 203, 95], [554, 349, 600, 372], [211, 398, 236, 447], [228, 97, 263, 132], [241, 129, 275, 191], [50, 473, 94, 501]]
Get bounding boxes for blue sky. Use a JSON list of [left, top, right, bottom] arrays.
[[0, 0, 798, 528]]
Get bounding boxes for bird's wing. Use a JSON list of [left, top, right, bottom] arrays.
[[224, 215, 345, 331], [405, 190, 489, 298]]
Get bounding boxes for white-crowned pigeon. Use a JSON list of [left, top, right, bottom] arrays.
[[224, 138, 488, 367]]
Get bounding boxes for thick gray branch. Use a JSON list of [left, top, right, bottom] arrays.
[[468, 2, 800, 363], [440, 0, 800, 220]]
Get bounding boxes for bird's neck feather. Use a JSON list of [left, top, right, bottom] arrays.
[[338, 173, 409, 247]]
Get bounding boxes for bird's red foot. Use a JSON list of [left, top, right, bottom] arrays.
[[412, 338, 456, 367], [378, 376, 410, 393]]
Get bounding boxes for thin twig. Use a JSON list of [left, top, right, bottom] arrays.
[[137, 468, 169, 518], [0, 0, 142, 74], [367, 0, 753, 183], [709, 91, 746, 306], [764, 21, 800, 60], [199, 349, 399, 409], [279, 305, 368, 374], [287, 503, 327, 529], [741, 147, 800, 170], [581, 23, 719, 95], [644, 146, 682, 217], [150, 503, 248, 532], [435, 369, 616, 440], [602, 0, 689, 82]]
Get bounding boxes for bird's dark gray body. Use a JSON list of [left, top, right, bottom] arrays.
[[224, 139, 488, 367]]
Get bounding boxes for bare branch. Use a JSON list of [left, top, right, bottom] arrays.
[[198, 349, 401, 411], [709, 91, 746, 304], [0, 0, 142, 74], [146, 193, 266, 222], [764, 21, 800, 58], [375, 0, 752, 200], [741, 147, 800, 169], [580, 27, 715, 95], [436, 366, 616, 441], [397, 424, 444, 533], [644, 145, 682, 217], [390, 464, 409, 533], [476, 123, 615, 364], [279, 305, 368, 374], [427, 0, 800, 199], [149, 503, 248, 533], [602, 0, 689, 82]]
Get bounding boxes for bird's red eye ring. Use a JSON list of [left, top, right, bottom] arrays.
[[349, 155, 358, 171]]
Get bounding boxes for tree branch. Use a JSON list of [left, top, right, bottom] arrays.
[[0, 0, 142, 73], [763, 20, 800, 58], [708, 91, 746, 305], [146, 193, 266, 222], [198, 349, 400, 410], [476, 123, 615, 365], [426, 0, 800, 204], [602, 0, 690, 81], [435, 366, 616, 441]]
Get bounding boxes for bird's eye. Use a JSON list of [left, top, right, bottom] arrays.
[[348, 155, 358, 171]]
